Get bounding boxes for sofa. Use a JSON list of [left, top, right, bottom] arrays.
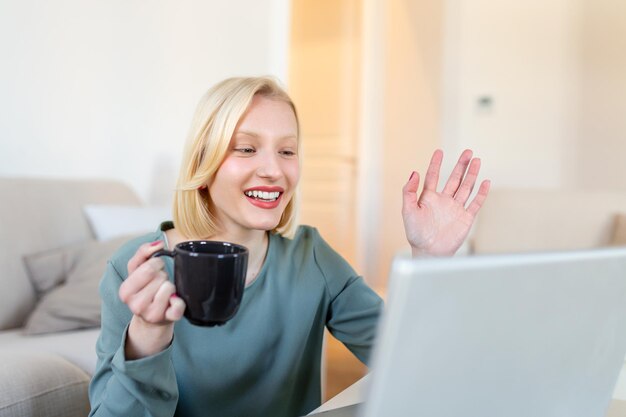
[[2, 179, 626, 416], [0, 177, 146, 417], [469, 188, 626, 255]]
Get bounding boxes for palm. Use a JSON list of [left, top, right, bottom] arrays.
[[402, 150, 490, 257]]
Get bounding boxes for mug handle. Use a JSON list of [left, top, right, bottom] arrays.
[[151, 249, 176, 259]]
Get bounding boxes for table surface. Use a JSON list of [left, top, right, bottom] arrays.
[[309, 375, 626, 417]]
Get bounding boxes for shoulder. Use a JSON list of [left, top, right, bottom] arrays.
[[107, 230, 163, 279], [272, 225, 359, 294], [273, 225, 344, 263], [272, 224, 322, 252], [98, 231, 161, 303]]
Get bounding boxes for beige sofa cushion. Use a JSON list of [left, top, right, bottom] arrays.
[[471, 188, 626, 254], [22, 235, 133, 335], [0, 351, 90, 417], [0, 178, 141, 330]]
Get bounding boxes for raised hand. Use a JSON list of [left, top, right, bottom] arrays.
[[402, 149, 490, 257]]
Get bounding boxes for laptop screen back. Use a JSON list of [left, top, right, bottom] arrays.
[[364, 248, 626, 417]]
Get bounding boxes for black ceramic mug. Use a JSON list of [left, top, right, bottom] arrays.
[[153, 241, 248, 326]]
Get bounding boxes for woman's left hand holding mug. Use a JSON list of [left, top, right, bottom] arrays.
[[118, 241, 186, 360]]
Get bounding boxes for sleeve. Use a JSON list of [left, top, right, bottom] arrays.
[[325, 275, 383, 365], [88, 261, 179, 417], [311, 231, 384, 366]]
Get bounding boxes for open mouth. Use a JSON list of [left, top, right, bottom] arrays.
[[244, 190, 281, 202]]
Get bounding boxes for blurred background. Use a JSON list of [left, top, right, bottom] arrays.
[[2, 0, 625, 398], [3, 0, 626, 284]]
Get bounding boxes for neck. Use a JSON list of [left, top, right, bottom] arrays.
[[166, 227, 269, 286], [210, 228, 267, 253], [212, 229, 268, 286]]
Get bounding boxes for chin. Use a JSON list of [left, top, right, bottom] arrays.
[[249, 219, 281, 231], [241, 207, 286, 232]]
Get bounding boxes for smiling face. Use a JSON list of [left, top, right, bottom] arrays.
[[207, 95, 300, 237]]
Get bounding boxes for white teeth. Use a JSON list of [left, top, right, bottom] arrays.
[[245, 190, 281, 201]]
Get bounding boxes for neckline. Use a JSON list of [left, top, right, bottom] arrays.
[[157, 223, 273, 291]]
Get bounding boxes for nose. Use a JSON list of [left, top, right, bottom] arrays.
[[256, 151, 282, 180]]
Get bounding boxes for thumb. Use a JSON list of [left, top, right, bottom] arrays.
[[402, 171, 420, 214]]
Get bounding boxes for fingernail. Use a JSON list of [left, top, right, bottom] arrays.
[[409, 171, 416, 181], [150, 240, 162, 247]]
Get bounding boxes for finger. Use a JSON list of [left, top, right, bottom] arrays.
[[442, 149, 473, 196], [143, 281, 176, 323], [126, 270, 168, 316], [423, 149, 444, 191], [466, 179, 491, 217], [401, 171, 420, 215], [165, 295, 186, 322], [454, 158, 481, 204], [127, 241, 164, 275], [119, 257, 166, 303]]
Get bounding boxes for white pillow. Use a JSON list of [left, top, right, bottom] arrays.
[[84, 204, 171, 241]]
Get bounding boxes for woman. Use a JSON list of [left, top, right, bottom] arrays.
[[88, 77, 490, 417]]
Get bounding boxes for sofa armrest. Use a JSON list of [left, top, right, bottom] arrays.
[[0, 177, 142, 330], [0, 351, 90, 417]]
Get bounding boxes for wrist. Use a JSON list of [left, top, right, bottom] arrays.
[[125, 315, 174, 360], [410, 246, 455, 258], [411, 246, 434, 258]]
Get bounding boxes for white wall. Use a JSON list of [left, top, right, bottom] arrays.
[[0, 0, 289, 204], [441, 0, 582, 188], [441, 0, 626, 190]]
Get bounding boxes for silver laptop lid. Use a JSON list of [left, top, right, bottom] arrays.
[[364, 248, 626, 417]]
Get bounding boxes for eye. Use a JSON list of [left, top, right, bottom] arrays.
[[235, 147, 255, 154], [279, 149, 297, 157]]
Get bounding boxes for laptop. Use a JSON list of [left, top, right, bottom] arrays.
[[318, 247, 626, 417]]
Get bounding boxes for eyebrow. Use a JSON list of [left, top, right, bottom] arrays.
[[235, 130, 297, 141]]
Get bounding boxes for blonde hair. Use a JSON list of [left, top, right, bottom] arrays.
[[172, 76, 300, 239]]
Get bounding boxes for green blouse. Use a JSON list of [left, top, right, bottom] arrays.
[[88, 224, 383, 417]]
